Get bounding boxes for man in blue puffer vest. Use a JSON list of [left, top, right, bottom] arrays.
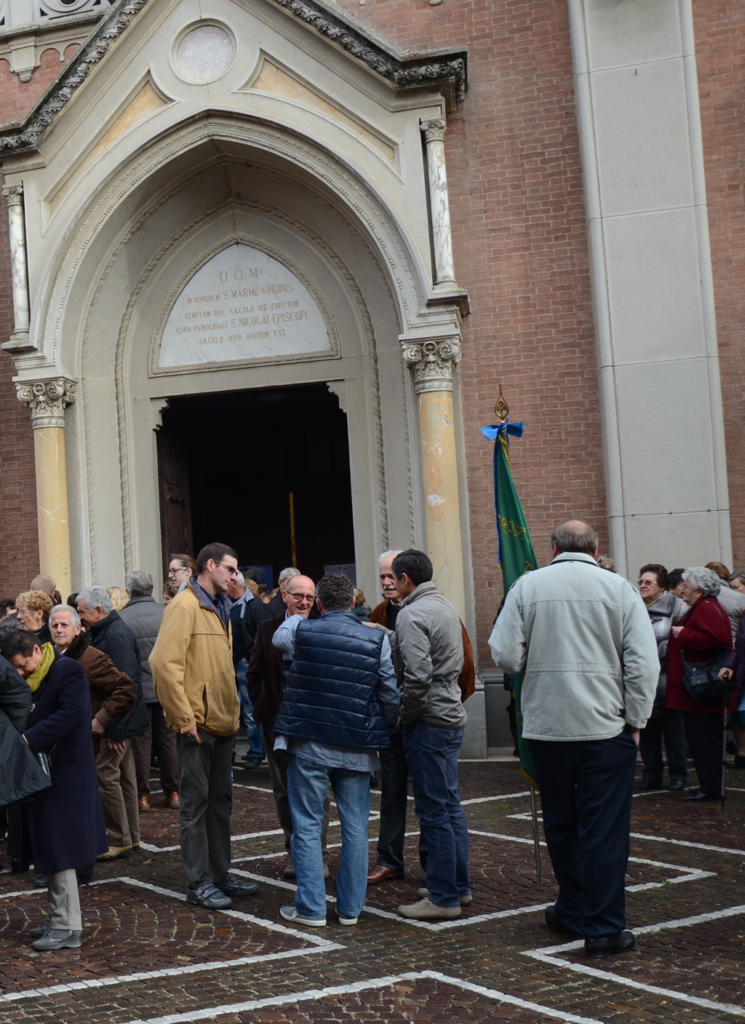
[[272, 573, 400, 927]]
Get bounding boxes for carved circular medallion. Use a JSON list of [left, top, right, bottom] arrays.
[[174, 23, 236, 84]]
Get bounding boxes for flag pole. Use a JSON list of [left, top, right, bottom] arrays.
[[494, 385, 543, 885]]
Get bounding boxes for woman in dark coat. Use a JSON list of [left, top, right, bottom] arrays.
[[720, 613, 745, 769], [666, 567, 733, 802], [4, 629, 107, 950]]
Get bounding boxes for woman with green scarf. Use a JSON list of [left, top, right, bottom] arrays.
[[5, 629, 107, 950]]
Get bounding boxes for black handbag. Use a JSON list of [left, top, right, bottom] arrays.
[[681, 651, 733, 701]]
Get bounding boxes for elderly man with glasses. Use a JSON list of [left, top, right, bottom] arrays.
[[150, 542, 259, 909], [246, 573, 332, 879]]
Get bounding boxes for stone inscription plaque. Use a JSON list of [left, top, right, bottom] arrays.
[[158, 244, 331, 368]]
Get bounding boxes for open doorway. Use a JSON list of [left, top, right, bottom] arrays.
[[157, 383, 356, 585]]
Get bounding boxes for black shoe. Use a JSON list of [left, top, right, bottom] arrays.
[[734, 755, 745, 770], [29, 920, 51, 939], [668, 778, 686, 792], [545, 905, 583, 939], [683, 788, 720, 802], [639, 777, 663, 791], [585, 930, 635, 959], [185, 884, 232, 910], [10, 858, 29, 875], [219, 875, 259, 898], [34, 874, 48, 888], [31, 929, 83, 951]]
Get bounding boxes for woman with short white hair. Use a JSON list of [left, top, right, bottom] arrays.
[[666, 567, 734, 801]]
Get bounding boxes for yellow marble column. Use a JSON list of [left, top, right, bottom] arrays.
[[16, 379, 76, 599], [402, 337, 465, 619]]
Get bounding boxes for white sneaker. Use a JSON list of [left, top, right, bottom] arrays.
[[398, 896, 461, 920], [337, 914, 358, 926], [280, 905, 326, 927], [416, 887, 472, 907]]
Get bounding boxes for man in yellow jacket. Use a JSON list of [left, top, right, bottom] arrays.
[[150, 542, 259, 909]]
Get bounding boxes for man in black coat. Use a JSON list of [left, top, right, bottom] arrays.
[[242, 567, 300, 661], [78, 587, 147, 860], [5, 629, 107, 950]]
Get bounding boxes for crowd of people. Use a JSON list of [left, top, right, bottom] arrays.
[[0, 526, 742, 960]]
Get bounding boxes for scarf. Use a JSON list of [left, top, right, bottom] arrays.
[[27, 642, 55, 693]]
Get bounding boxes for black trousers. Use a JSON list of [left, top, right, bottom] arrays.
[[375, 730, 427, 873], [639, 708, 688, 784], [682, 710, 724, 796], [531, 732, 637, 939]]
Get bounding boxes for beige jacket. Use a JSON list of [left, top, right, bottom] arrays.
[[150, 581, 240, 737]]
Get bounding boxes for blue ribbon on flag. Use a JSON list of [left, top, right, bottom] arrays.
[[480, 418, 525, 565]]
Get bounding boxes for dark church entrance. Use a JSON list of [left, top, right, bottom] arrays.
[[156, 383, 356, 586]]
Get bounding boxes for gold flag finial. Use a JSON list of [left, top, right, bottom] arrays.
[[494, 384, 509, 423]]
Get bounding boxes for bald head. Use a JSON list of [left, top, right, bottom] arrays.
[[283, 575, 316, 619], [551, 520, 598, 557], [30, 574, 55, 596]]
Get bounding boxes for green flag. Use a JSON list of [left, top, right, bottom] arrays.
[[481, 420, 537, 785]]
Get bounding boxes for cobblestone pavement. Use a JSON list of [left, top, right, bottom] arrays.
[[1, 758, 743, 1024]]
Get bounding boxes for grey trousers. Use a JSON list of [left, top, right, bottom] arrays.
[[177, 730, 233, 890], [48, 869, 82, 930], [96, 739, 140, 847], [262, 717, 330, 864]]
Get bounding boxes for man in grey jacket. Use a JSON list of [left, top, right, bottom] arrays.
[[119, 571, 178, 810], [489, 521, 658, 959], [391, 549, 470, 921]]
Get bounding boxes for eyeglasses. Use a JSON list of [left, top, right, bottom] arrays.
[[169, 565, 189, 576], [218, 563, 239, 577], [286, 592, 315, 602]]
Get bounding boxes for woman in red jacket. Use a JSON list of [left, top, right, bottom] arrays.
[[666, 566, 733, 802]]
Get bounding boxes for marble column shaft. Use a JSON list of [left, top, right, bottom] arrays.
[[2, 184, 30, 339], [402, 337, 465, 620], [16, 379, 76, 599], [420, 118, 456, 287]]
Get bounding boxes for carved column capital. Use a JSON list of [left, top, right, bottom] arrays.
[[2, 184, 24, 207], [420, 118, 446, 144], [402, 337, 461, 394], [17, 377, 77, 429]]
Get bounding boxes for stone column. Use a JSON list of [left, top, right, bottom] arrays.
[[16, 379, 77, 599], [2, 184, 30, 344], [402, 336, 465, 619], [420, 118, 456, 287]]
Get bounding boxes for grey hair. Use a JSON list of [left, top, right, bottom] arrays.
[[77, 586, 112, 614], [551, 521, 598, 556], [278, 567, 300, 584], [49, 604, 81, 628], [682, 567, 722, 598], [379, 550, 402, 565], [730, 572, 745, 586], [236, 572, 245, 585], [125, 571, 154, 597]]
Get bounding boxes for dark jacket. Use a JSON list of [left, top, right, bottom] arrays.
[[23, 654, 107, 872], [0, 655, 51, 806], [274, 610, 389, 750], [722, 611, 745, 709], [88, 610, 148, 738], [118, 596, 165, 703], [666, 596, 734, 714], [242, 593, 285, 659], [370, 598, 476, 702], [61, 633, 136, 753], [246, 613, 285, 726]]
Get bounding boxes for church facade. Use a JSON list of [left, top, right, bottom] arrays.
[[0, 0, 742, 753]]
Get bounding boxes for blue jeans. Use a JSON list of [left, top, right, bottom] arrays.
[[236, 662, 263, 759], [403, 719, 470, 907], [287, 755, 371, 921]]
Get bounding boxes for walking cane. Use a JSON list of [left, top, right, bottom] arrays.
[[722, 698, 728, 812], [529, 783, 543, 884]]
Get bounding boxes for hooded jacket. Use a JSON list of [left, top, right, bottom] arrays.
[[150, 579, 240, 737]]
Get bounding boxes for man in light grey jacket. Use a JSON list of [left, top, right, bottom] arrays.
[[489, 521, 658, 960], [390, 549, 470, 922]]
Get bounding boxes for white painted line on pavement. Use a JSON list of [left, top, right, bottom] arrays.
[[522, 904, 745, 1019], [116, 969, 605, 1024]]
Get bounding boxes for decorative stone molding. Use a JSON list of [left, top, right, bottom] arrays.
[[402, 336, 461, 394], [2, 182, 30, 342], [16, 377, 77, 429], [0, 0, 466, 153], [420, 118, 456, 287]]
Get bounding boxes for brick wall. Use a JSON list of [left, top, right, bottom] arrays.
[[0, 44, 79, 128], [693, 1, 745, 573], [336, 0, 607, 661], [0, 185, 40, 599]]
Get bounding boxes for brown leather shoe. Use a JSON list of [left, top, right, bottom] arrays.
[[96, 845, 132, 861], [367, 864, 404, 884], [138, 795, 150, 812], [165, 792, 180, 808]]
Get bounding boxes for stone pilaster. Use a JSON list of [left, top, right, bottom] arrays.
[[2, 183, 31, 344], [420, 118, 456, 287]]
